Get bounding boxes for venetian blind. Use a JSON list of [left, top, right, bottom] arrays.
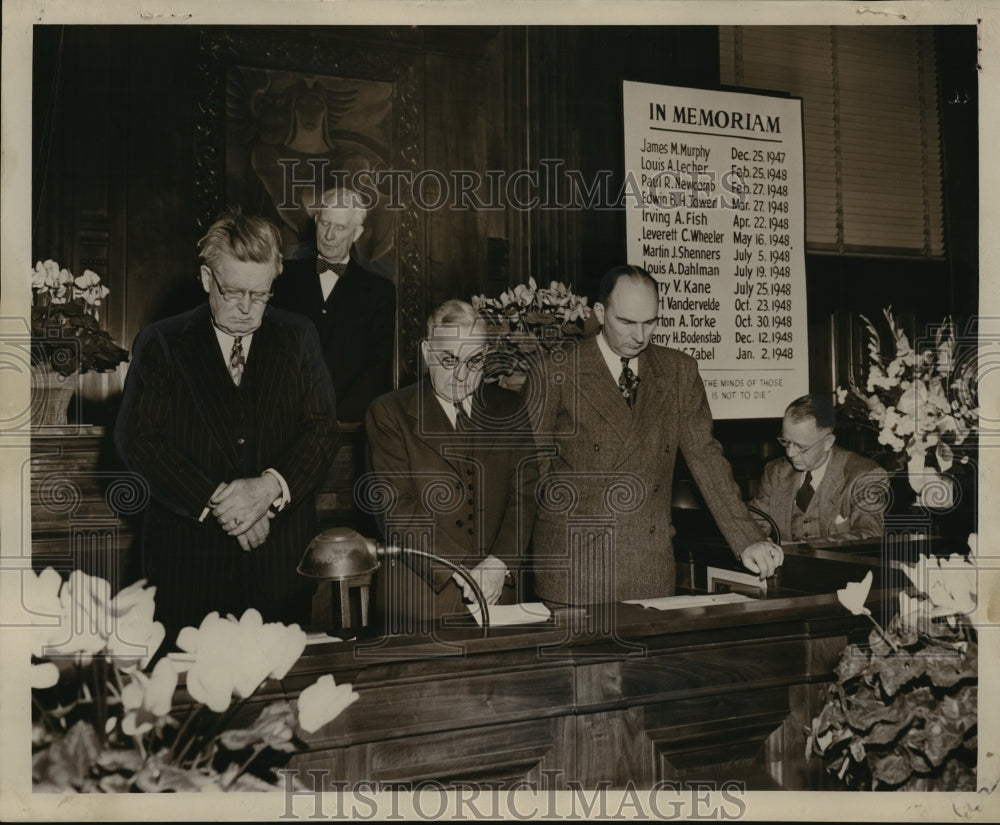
[[719, 26, 945, 258]]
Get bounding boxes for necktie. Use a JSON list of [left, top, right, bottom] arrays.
[[229, 336, 245, 387], [795, 470, 814, 512], [454, 402, 473, 430], [317, 258, 348, 277], [618, 357, 640, 408]]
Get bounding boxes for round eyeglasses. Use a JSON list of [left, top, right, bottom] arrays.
[[427, 348, 488, 372], [209, 268, 272, 305], [777, 433, 828, 454]]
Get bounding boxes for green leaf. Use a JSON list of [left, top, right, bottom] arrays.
[[96, 747, 143, 773], [32, 720, 101, 791], [871, 649, 928, 697], [218, 701, 296, 752], [869, 749, 913, 787], [835, 646, 870, 683], [133, 758, 222, 792], [845, 690, 899, 732]]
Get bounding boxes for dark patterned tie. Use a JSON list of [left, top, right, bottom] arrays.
[[795, 470, 814, 512], [229, 336, 245, 387], [618, 357, 640, 408], [317, 259, 348, 277], [454, 402, 473, 431]]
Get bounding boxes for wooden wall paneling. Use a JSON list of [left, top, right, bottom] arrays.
[[30, 430, 145, 592], [570, 708, 654, 789], [498, 27, 532, 289], [422, 42, 491, 319], [526, 28, 581, 291]]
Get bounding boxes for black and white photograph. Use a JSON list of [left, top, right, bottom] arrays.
[[1, 0, 997, 821]]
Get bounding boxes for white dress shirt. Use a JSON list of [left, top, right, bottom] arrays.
[[595, 329, 639, 383]]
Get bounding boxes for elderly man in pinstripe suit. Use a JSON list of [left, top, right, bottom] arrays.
[[115, 208, 339, 642]]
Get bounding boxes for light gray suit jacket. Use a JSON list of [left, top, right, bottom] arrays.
[[750, 445, 888, 542], [529, 336, 764, 605]]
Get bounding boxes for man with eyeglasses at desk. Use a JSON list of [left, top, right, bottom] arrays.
[[749, 393, 889, 544], [364, 299, 538, 625], [115, 208, 339, 645]]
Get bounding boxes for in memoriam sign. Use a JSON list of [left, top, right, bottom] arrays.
[[623, 80, 809, 420]]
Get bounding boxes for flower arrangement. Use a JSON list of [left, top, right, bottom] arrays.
[[472, 277, 591, 381], [29, 568, 358, 792], [806, 536, 978, 791], [31, 259, 130, 375], [836, 306, 978, 508]]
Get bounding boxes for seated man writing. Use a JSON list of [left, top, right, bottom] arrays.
[[750, 393, 889, 544]]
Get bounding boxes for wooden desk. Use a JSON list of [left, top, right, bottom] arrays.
[[200, 543, 902, 791]]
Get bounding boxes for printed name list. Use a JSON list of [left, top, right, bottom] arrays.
[[624, 81, 809, 419]]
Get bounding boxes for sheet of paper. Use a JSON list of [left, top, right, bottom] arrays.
[[623, 592, 754, 610], [467, 602, 552, 627]]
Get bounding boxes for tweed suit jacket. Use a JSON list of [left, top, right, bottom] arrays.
[[364, 378, 538, 617], [529, 335, 764, 605], [271, 253, 395, 422], [750, 445, 888, 542], [114, 303, 339, 632]]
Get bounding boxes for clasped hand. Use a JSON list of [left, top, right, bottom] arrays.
[[209, 475, 280, 551]]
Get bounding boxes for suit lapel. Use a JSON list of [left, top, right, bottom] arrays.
[[815, 446, 848, 519], [406, 378, 466, 475], [171, 305, 243, 471], [575, 336, 629, 444], [616, 346, 669, 467]]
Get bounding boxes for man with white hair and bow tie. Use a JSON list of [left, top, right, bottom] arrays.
[[271, 185, 396, 422]]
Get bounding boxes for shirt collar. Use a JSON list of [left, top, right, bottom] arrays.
[[595, 330, 639, 380], [212, 325, 254, 359], [804, 452, 832, 486], [433, 392, 473, 429]]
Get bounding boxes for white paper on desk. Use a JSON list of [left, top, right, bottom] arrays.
[[305, 632, 344, 645], [623, 593, 754, 610], [467, 602, 552, 627]]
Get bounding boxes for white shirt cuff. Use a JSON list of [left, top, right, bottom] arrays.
[[263, 468, 291, 507]]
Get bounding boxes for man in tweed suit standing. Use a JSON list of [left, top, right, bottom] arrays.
[[529, 265, 782, 607], [115, 209, 339, 641]]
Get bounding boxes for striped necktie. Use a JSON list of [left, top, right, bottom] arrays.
[[229, 336, 245, 387]]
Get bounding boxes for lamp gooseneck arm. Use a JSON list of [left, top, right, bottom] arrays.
[[378, 545, 490, 634], [747, 504, 782, 545]]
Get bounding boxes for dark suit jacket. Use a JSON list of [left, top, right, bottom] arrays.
[[529, 336, 764, 605], [364, 378, 538, 620], [272, 253, 395, 422], [114, 303, 339, 633], [750, 445, 889, 542]]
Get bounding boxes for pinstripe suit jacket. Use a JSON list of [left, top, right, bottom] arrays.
[[529, 336, 764, 605], [114, 303, 339, 631]]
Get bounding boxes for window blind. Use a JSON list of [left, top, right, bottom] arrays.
[[719, 26, 944, 258]]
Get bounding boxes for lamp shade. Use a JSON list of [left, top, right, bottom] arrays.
[[297, 527, 380, 580]]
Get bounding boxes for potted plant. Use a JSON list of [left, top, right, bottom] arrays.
[[30, 259, 130, 425], [836, 306, 978, 517], [806, 537, 978, 790], [29, 568, 358, 792], [472, 277, 591, 392]]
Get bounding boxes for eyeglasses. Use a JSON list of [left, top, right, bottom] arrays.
[[426, 347, 488, 372], [777, 433, 829, 454], [208, 268, 272, 305]]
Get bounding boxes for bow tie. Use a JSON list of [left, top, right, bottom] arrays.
[[317, 259, 348, 277]]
